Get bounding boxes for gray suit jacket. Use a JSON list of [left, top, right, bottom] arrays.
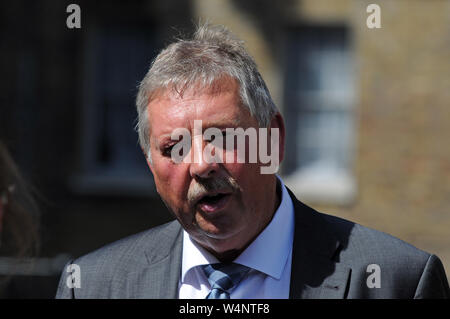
[[56, 192, 450, 298]]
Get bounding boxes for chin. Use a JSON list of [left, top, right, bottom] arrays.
[[200, 225, 245, 246], [198, 225, 232, 239]]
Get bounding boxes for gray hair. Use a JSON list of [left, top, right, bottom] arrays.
[[135, 24, 278, 159]]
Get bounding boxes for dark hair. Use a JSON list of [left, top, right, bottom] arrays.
[[0, 141, 40, 257]]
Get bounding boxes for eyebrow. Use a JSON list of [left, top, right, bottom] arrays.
[[154, 135, 178, 146], [201, 116, 243, 129], [152, 117, 245, 146]]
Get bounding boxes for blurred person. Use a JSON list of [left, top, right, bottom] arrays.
[[0, 141, 40, 297], [56, 24, 449, 299]]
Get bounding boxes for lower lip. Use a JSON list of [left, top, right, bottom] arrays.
[[197, 194, 232, 213]]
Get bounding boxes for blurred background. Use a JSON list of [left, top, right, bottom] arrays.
[[0, 0, 449, 298]]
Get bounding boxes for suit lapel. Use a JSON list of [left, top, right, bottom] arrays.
[[288, 189, 351, 299], [129, 221, 183, 298]]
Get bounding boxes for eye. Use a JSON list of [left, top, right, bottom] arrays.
[[221, 130, 238, 151], [162, 144, 175, 157], [222, 130, 228, 138], [162, 142, 190, 161], [209, 131, 226, 142], [221, 130, 229, 150], [207, 131, 228, 150]]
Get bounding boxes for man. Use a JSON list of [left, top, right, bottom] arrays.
[[56, 24, 449, 299]]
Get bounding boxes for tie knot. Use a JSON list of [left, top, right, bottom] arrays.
[[201, 263, 250, 299]]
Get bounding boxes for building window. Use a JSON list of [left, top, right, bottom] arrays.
[[71, 26, 160, 196], [282, 25, 357, 205]]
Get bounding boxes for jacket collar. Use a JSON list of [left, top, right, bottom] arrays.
[[287, 188, 352, 298], [129, 221, 183, 298]]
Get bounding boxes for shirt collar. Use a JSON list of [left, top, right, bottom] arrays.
[[181, 175, 295, 281]]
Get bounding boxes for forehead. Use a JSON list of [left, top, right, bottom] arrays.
[[147, 78, 256, 135]]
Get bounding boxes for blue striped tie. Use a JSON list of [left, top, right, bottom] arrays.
[[201, 263, 250, 299]]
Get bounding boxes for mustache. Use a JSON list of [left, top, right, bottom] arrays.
[[187, 175, 241, 206]]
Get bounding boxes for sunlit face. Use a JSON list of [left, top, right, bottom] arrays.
[[146, 78, 285, 259]]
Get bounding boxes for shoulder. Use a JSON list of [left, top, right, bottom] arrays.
[[290, 194, 449, 297], [55, 220, 182, 298], [316, 212, 450, 297], [74, 220, 181, 274], [319, 211, 430, 266], [290, 193, 430, 267]]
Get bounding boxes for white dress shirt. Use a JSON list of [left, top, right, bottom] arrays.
[[178, 176, 295, 299]]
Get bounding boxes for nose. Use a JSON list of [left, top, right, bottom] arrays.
[[189, 134, 220, 179]]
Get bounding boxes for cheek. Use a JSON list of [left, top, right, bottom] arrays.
[[225, 161, 260, 190], [152, 160, 188, 202], [226, 160, 269, 201]]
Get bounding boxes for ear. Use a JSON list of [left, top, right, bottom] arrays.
[[269, 112, 286, 165]]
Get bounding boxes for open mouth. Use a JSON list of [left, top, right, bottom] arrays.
[[196, 192, 231, 213], [198, 193, 227, 204]]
